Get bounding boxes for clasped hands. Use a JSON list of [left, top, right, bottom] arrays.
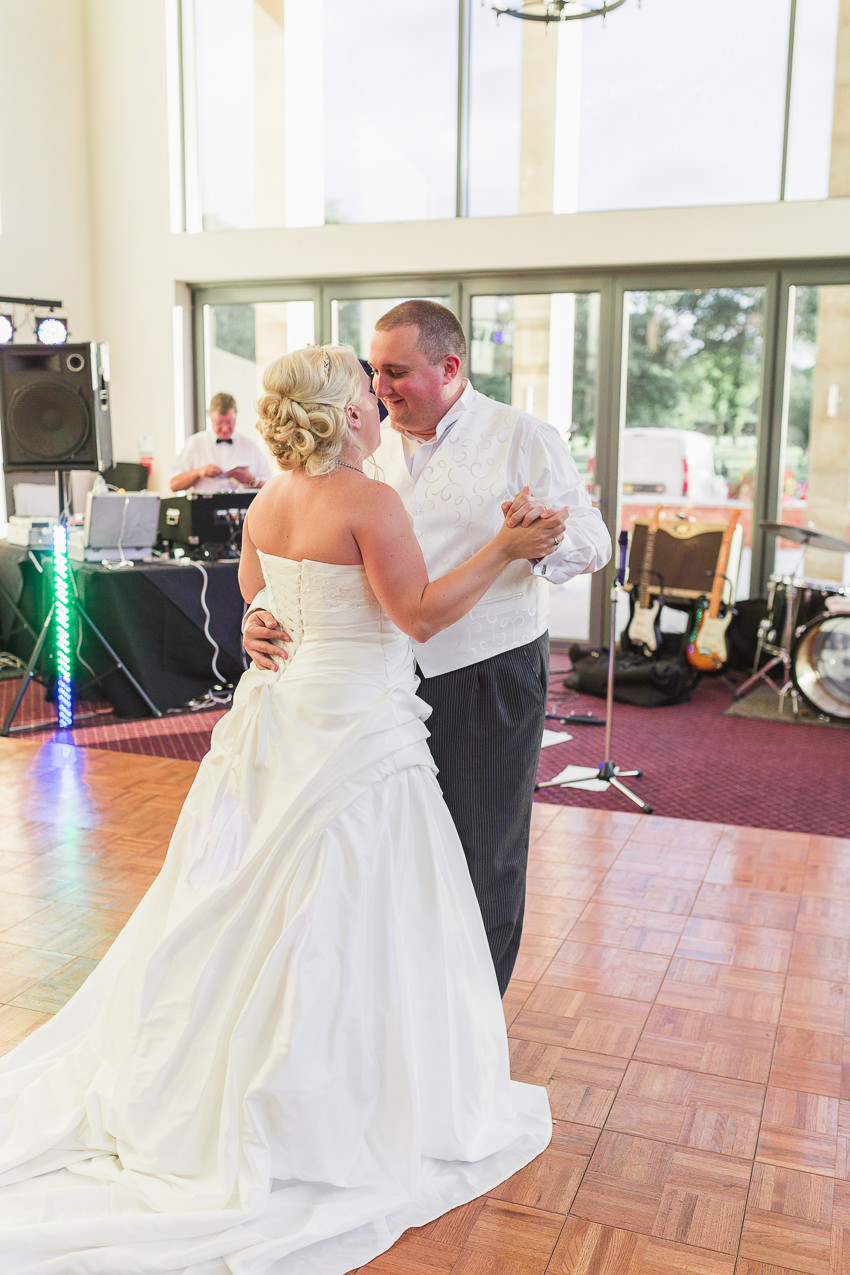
[[501, 485, 569, 555]]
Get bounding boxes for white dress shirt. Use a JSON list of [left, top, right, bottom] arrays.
[[171, 430, 274, 494]]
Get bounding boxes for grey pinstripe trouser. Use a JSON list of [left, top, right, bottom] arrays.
[[415, 633, 550, 997]]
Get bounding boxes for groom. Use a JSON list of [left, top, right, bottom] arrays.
[[243, 302, 611, 995]]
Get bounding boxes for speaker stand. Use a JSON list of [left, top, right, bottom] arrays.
[[56, 469, 71, 520], [0, 574, 39, 651], [0, 581, 163, 738]]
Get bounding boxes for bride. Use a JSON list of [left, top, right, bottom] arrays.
[[0, 345, 564, 1275]]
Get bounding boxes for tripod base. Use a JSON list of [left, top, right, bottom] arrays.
[[537, 561, 653, 815], [536, 761, 653, 813]]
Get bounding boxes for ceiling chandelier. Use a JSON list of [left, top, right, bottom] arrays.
[[492, 0, 629, 24]]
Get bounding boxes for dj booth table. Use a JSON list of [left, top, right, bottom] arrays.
[[0, 542, 247, 718]]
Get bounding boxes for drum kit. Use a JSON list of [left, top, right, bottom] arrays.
[[734, 521, 850, 720]]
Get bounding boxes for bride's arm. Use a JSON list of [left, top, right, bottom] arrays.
[[353, 485, 566, 643], [239, 521, 291, 670], [238, 520, 265, 604]]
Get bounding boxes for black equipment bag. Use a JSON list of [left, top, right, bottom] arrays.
[[566, 645, 694, 708], [724, 597, 768, 672]]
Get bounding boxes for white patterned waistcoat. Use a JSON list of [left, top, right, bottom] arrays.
[[375, 397, 549, 678]]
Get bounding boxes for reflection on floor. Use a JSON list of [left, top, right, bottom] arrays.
[[0, 738, 847, 1275]]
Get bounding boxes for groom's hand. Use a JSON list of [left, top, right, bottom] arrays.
[[243, 610, 290, 670], [502, 486, 564, 529]]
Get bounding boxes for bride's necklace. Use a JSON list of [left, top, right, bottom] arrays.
[[336, 460, 364, 474]]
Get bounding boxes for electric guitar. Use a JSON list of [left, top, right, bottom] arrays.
[[626, 504, 664, 656], [686, 508, 741, 671]]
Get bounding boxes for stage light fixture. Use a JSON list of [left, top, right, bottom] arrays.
[[0, 313, 14, 343], [35, 315, 69, 345], [52, 522, 74, 728]]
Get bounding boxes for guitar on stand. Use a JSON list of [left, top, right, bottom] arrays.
[[626, 504, 664, 656], [686, 508, 741, 672]]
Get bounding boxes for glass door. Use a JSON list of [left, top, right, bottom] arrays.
[[618, 285, 769, 642], [196, 297, 317, 438], [776, 282, 850, 587], [328, 292, 453, 356], [467, 288, 602, 643]]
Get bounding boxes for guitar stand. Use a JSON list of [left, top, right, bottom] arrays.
[[537, 541, 652, 814]]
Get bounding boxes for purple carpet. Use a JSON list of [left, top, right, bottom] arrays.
[[537, 655, 847, 838]]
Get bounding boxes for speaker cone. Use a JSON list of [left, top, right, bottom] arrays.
[[7, 379, 91, 462]]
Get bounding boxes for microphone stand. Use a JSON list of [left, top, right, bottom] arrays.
[[536, 530, 653, 813]]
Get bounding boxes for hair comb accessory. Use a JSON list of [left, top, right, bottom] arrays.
[[307, 343, 331, 376]]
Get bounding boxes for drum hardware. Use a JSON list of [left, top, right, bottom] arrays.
[[733, 521, 850, 713], [734, 573, 803, 713], [759, 521, 850, 555]]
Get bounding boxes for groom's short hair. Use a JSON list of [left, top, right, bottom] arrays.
[[375, 301, 467, 372]]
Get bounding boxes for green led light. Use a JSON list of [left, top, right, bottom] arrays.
[[52, 523, 74, 728]]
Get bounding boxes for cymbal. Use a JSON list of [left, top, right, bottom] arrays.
[[760, 521, 850, 553]]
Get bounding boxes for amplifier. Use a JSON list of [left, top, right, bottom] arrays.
[[157, 491, 257, 554], [7, 516, 56, 549], [628, 516, 743, 601]]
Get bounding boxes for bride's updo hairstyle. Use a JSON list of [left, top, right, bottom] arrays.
[[256, 345, 362, 475]]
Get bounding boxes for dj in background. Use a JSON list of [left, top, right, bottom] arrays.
[[169, 391, 273, 494]]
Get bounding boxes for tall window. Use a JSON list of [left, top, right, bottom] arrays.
[[621, 286, 767, 598], [182, 0, 841, 231], [184, 0, 456, 231], [778, 283, 850, 585], [468, 289, 602, 641], [201, 300, 315, 424]]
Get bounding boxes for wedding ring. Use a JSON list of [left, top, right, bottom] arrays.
[[553, 536, 561, 547]]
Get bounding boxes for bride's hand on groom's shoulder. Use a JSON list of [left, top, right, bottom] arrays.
[[243, 611, 290, 670]]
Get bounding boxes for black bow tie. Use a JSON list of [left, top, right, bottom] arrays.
[[215, 437, 234, 445]]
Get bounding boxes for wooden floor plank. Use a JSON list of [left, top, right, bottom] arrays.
[[1, 735, 849, 1271]]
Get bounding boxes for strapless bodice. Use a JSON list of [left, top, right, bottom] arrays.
[[258, 553, 410, 676]]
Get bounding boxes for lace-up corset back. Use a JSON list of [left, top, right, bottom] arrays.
[[257, 553, 407, 672]]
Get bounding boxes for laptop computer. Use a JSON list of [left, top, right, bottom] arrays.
[[68, 491, 161, 562]]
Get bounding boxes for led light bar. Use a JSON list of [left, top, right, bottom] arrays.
[[53, 523, 74, 728]]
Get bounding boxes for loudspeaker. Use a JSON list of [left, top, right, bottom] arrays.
[[0, 343, 113, 472], [628, 516, 743, 599]]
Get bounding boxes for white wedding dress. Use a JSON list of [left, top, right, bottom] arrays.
[[0, 554, 552, 1275]]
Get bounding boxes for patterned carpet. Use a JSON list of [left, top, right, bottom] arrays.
[[536, 655, 847, 837], [0, 656, 845, 837]]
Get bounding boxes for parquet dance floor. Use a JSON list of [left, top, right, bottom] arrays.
[[0, 737, 847, 1274]]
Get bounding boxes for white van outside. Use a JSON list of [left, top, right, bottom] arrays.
[[621, 428, 729, 502]]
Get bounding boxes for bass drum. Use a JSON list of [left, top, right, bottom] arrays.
[[792, 613, 850, 720]]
